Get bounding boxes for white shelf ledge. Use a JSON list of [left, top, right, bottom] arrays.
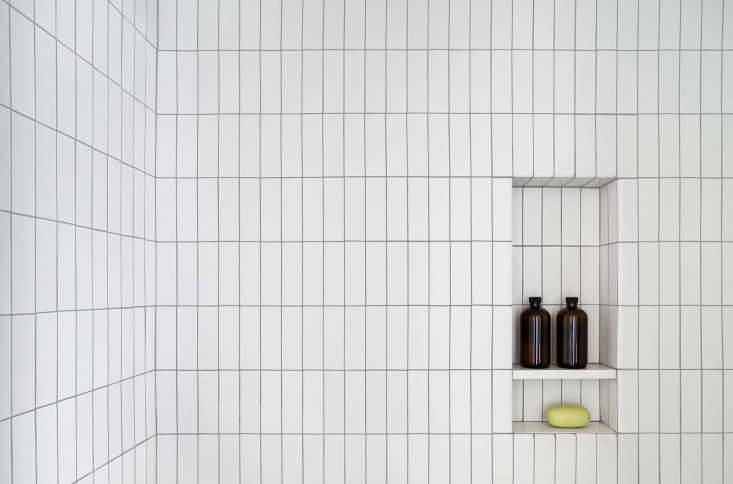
[[513, 421, 615, 434], [512, 363, 616, 380]]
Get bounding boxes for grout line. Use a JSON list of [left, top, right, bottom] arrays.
[[321, 0, 326, 481], [89, 0, 95, 478], [405, 1, 410, 482], [677, 0, 682, 478], [31, 0, 38, 479], [154, 110, 733, 115], [489, 0, 494, 476], [196, 1, 201, 479], [258, 0, 263, 481], [131, 0, 138, 476], [237, 0, 243, 478], [55, 0, 62, 480], [699, 2, 704, 481], [174, 0, 179, 480], [383, 1, 389, 482], [634, 0, 640, 478], [342, 2, 346, 483], [74, 0, 79, 479], [720, 2, 726, 482], [279, 0, 284, 481], [364, 1, 368, 481], [216, 1, 222, 481], [447, 0, 452, 481], [468, 0, 473, 480], [300, 0, 305, 482], [426, 1, 431, 481], [106, 0, 113, 480], [154, 46, 733, 53], [656, 2, 662, 479]]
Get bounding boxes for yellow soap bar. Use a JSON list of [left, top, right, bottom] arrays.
[[546, 405, 590, 428]]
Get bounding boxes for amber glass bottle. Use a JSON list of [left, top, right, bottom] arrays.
[[520, 297, 551, 368], [556, 297, 588, 369]]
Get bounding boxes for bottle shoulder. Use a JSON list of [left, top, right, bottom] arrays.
[[557, 307, 587, 319], [520, 306, 551, 318]]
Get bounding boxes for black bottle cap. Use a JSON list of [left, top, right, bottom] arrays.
[[528, 297, 542, 305], [566, 297, 579, 306]]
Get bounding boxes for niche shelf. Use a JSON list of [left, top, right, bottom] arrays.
[[512, 363, 616, 380], [513, 421, 615, 434]]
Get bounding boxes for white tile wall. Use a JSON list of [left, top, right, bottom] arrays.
[[154, 0, 513, 481], [0, 0, 157, 482], [2, 0, 732, 482]]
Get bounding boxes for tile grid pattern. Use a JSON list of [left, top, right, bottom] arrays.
[[0, 0, 158, 482], [511, 0, 733, 482], [3, 0, 733, 483], [154, 0, 513, 482], [512, 186, 602, 423]]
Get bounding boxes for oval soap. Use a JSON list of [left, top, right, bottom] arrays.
[[546, 404, 590, 428]]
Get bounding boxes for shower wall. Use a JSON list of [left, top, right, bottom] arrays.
[[2, 0, 733, 483], [152, 0, 733, 482], [0, 0, 158, 482], [153, 0, 513, 482]]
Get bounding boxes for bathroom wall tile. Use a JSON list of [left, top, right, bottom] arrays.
[[659, 370, 681, 432], [681, 434, 702, 484], [513, 435, 534, 483], [616, 371, 639, 433], [638, 243, 659, 305], [617, 434, 638, 484], [680, 242, 701, 305], [702, 370, 723, 433], [724, 244, 733, 304], [681, 306, 702, 369], [616, 180, 638, 242], [638, 434, 659, 484], [659, 242, 680, 305], [638, 306, 659, 369], [616, 307, 638, 369], [680, 370, 702, 432], [616, 243, 638, 305], [11, 114, 35, 217], [638, 370, 659, 433], [2, 0, 728, 480], [576, 434, 597, 484]]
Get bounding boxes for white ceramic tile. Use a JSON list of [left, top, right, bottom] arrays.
[[616, 179, 638, 242], [659, 370, 681, 432], [575, 434, 596, 484], [701, 243, 722, 305], [701, 370, 723, 433], [638, 370, 659, 433], [680, 434, 702, 484], [618, 434, 639, 484], [638, 306, 659, 369], [681, 370, 702, 432], [487, 435, 510, 484], [29, 220, 54, 316], [3, 0, 731, 480]]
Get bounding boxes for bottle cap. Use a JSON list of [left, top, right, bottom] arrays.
[[529, 297, 542, 305], [566, 297, 579, 305]]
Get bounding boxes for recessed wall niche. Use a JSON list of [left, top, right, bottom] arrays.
[[511, 178, 621, 433]]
